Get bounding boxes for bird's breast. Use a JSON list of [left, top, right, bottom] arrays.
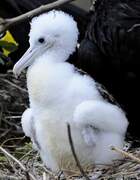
[[27, 63, 68, 107], [34, 111, 94, 171]]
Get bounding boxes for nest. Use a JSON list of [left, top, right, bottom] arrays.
[[0, 71, 140, 180]]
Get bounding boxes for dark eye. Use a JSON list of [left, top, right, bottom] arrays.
[[38, 37, 45, 43]]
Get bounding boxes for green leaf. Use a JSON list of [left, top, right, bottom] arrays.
[[0, 40, 18, 52]]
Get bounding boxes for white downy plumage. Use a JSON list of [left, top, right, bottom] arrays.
[[13, 10, 128, 172]]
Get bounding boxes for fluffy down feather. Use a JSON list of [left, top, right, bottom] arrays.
[[14, 10, 128, 172]]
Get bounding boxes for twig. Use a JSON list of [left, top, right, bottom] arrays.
[[0, 0, 75, 34], [0, 175, 22, 180], [0, 128, 23, 135], [5, 115, 22, 119], [43, 172, 48, 180], [89, 0, 97, 12], [127, 23, 140, 32], [19, 150, 33, 161], [1, 136, 25, 147], [0, 128, 12, 139], [36, 164, 56, 178], [1, 79, 27, 93], [0, 146, 37, 180], [67, 123, 90, 180], [111, 146, 140, 164]]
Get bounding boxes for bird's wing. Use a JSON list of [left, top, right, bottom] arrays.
[[21, 108, 41, 150], [74, 66, 89, 75], [95, 82, 120, 107], [74, 66, 120, 106], [21, 108, 33, 138], [74, 65, 123, 110], [73, 99, 128, 135], [81, 125, 99, 147]]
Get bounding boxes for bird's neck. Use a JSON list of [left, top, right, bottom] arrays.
[[39, 48, 72, 64], [27, 51, 74, 109]]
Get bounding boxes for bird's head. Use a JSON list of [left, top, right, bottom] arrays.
[[13, 10, 79, 77]]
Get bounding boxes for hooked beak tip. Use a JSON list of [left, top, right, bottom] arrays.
[[13, 65, 20, 78], [14, 73, 19, 79], [12, 46, 37, 77]]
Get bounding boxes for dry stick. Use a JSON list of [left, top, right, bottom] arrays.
[[1, 79, 27, 93], [43, 172, 47, 180], [0, 146, 37, 180], [0, 175, 22, 180], [0, 128, 12, 139], [67, 123, 90, 180], [127, 24, 140, 32], [0, 0, 75, 34], [111, 146, 140, 164], [5, 115, 22, 119], [1, 136, 25, 147]]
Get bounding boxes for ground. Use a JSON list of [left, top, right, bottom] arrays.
[[0, 70, 140, 179]]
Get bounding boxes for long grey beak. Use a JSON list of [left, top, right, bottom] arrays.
[[13, 47, 36, 77]]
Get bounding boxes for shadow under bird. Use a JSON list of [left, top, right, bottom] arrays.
[[13, 10, 128, 172]]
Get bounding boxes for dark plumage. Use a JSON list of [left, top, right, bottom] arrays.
[[78, 0, 140, 137]]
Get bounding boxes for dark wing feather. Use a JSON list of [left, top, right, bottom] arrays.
[[95, 82, 121, 107]]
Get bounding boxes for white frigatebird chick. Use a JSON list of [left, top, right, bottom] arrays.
[[13, 10, 128, 172]]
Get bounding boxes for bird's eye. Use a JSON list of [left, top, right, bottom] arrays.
[[38, 37, 45, 43]]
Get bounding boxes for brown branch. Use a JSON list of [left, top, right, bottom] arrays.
[[1, 79, 27, 93], [111, 146, 140, 164], [0, 0, 75, 34], [67, 123, 90, 180], [0, 146, 37, 180]]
